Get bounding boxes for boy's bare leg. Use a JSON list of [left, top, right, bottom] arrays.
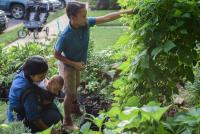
[[62, 64, 79, 130], [63, 94, 72, 124], [71, 71, 82, 114]]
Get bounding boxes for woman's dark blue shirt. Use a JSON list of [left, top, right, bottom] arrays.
[[8, 71, 41, 121]]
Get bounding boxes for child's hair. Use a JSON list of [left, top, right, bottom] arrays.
[[66, 2, 86, 19], [50, 75, 64, 90], [22, 55, 48, 77]]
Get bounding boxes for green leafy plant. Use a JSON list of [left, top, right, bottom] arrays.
[[79, 0, 200, 133], [79, 102, 170, 134], [163, 108, 200, 134], [82, 40, 116, 94], [0, 42, 58, 87], [114, 0, 200, 104], [185, 68, 200, 107], [86, 113, 107, 133]]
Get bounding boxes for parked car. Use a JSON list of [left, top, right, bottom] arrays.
[[0, 10, 8, 33], [47, 0, 62, 12], [0, 0, 50, 19]]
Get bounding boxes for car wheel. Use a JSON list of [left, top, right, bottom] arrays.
[[10, 4, 25, 19], [0, 24, 7, 34], [59, 0, 66, 9]]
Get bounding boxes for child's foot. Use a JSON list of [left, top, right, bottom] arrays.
[[62, 122, 79, 131]]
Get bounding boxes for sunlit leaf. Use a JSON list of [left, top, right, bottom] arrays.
[[123, 96, 140, 107], [107, 107, 121, 117], [174, 9, 182, 17], [141, 106, 170, 121]]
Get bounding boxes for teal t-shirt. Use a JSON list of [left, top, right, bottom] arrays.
[[54, 17, 96, 64]]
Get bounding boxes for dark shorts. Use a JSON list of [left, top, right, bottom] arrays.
[[26, 106, 62, 133]]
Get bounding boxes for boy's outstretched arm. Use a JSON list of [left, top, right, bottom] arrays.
[[95, 9, 138, 25]]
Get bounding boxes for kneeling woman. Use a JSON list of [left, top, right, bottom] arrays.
[[7, 55, 62, 133]]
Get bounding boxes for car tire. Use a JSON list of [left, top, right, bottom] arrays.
[[10, 4, 25, 19], [59, 0, 66, 9], [0, 27, 4, 34]]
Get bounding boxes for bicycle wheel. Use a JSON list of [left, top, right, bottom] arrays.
[[33, 29, 39, 39], [18, 28, 27, 38], [45, 27, 49, 36]]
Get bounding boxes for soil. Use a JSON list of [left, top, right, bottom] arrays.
[[78, 85, 112, 131]]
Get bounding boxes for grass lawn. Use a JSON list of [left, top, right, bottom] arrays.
[[0, 26, 23, 45], [47, 10, 65, 23], [88, 10, 127, 52], [91, 26, 127, 52]]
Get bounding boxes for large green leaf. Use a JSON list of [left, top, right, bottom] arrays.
[[107, 107, 121, 117], [113, 78, 126, 89], [141, 105, 170, 121], [105, 121, 120, 129], [163, 40, 176, 53], [119, 60, 131, 73], [123, 96, 140, 107], [103, 129, 116, 134], [119, 107, 140, 120], [92, 113, 106, 129], [151, 47, 163, 60], [80, 122, 92, 134], [140, 54, 149, 69], [112, 89, 123, 96]]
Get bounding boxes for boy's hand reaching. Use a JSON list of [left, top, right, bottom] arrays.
[[126, 8, 139, 15]]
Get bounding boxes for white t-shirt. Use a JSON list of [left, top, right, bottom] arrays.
[[37, 79, 47, 90]]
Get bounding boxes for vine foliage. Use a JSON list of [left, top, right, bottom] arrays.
[[114, 0, 200, 103]]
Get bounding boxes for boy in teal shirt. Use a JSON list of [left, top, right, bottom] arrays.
[[54, 1, 137, 130]]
